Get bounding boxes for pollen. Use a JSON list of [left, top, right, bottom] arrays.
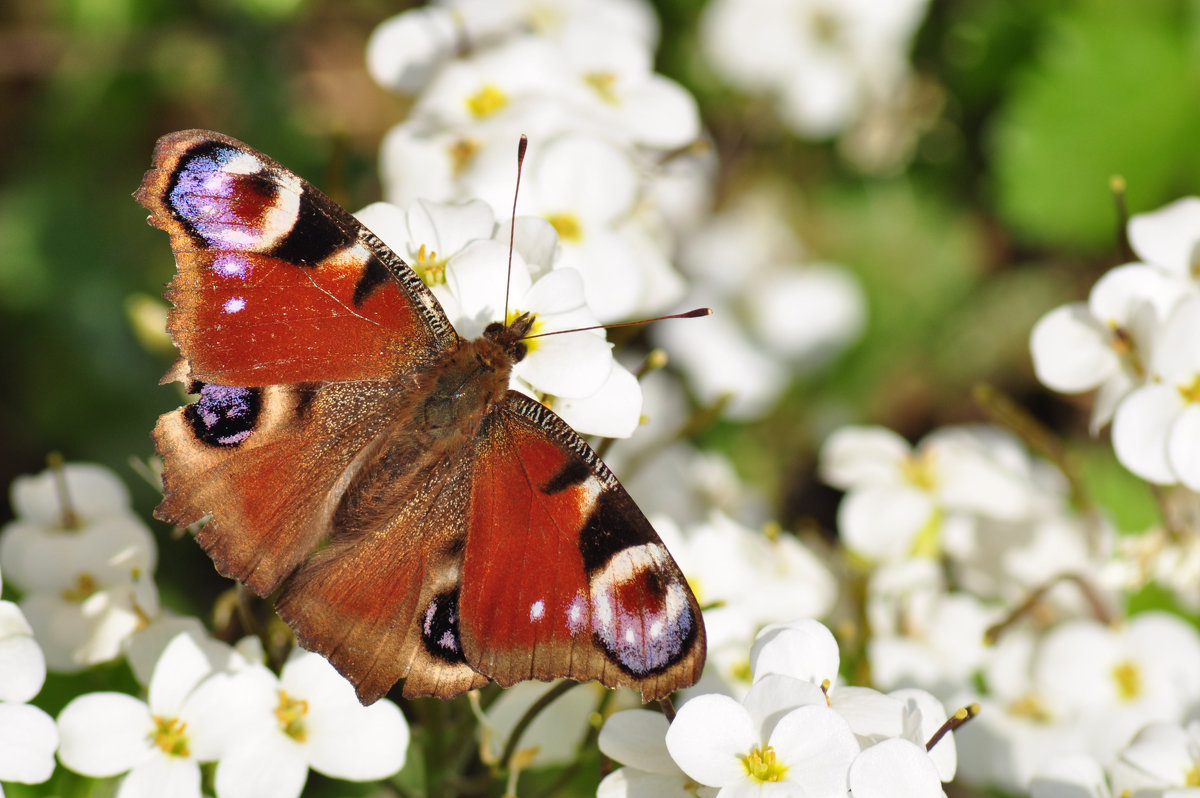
[[584, 71, 620, 104], [61, 572, 98, 602], [275, 690, 310, 742], [448, 138, 481, 176], [466, 84, 509, 118], [1178, 375, 1200, 404], [414, 243, 447, 287], [741, 744, 788, 783], [151, 715, 190, 758], [901, 449, 937, 491], [545, 212, 583, 242], [1111, 659, 1142, 701]]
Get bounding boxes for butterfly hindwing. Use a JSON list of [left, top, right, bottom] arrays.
[[135, 129, 456, 387], [458, 393, 705, 702]]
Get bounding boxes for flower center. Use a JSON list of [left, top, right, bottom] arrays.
[[901, 449, 938, 491], [466, 84, 508, 118], [275, 690, 309, 742], [1186, 760, 1200, 786], [585, 71, 620, 104], [545, 213, 583, 242], [448, 138, 480, 176], [741, 745, 788, 783], [1178, 374, 1200, 404], [61, 572, 98, 602], [151, 715, 190, 758], [1107, 321, 1144, 377], [1111, 660, 1142, 701], [1008, 694, 1052, 723], [413, 243, 447, 287], [908, 506, 943, 558]]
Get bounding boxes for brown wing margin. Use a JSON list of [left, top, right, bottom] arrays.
[[457, 392, 706, 702]]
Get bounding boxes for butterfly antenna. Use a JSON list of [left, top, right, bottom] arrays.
[[505, 135, 528, 325], [522, 307, 712, 341]]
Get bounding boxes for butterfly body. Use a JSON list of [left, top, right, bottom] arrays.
[[137, 130, 704, 704]]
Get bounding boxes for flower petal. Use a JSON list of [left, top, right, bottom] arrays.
[[57, 692, 153, 777], [599, 709, 675, 774], [769, 705, 859, 796], [215, 729, 309, 798], [664, 693, 756, 787], [117, 752, 202, 798], [848, 738, 942, 798], [0, 702, 57, 783], [750, 619, 840, 685], [1112, 385, 1181, 485]]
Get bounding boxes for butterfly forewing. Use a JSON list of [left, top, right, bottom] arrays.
[[135, 129, 456, 387]]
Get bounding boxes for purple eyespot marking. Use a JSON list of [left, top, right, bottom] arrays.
[[184, 383, 261, 448], [588, 544, 693, 676], [223, 297, 246, 314], [168, 143, 299, 251], [421, 590, 466, 664]]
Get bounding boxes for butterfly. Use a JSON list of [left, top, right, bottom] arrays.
[[135, 130, 706, 704]]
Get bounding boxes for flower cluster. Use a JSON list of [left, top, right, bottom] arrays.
[[699, 0, 931, 157], [599, 619, 961, 798], [1032, 198, 1200, 489], [355, 197, 639, 437], [0, 463, 410, 798], [366, 0, 707, 323]]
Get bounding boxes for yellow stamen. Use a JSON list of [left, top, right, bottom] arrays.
[[61, 572, 98, 602], [448, 138, 480, 176], [466, 84, 508, 118], [1178, 375, 1200, 404], [741, 745, 788, 782], [275, 690, 310, 742], [151, 715, 190, 757], [584, 72, 619, 104], [545, 213, 582, 242], [1008, 694, 1052, 723], [413, 243, 447, 287], [1111, 660, 1141, 701]]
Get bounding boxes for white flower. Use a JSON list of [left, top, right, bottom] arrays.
[[699, 0, 930, 138], [820, 424, 1065, 564], [1030, 263, 1188, 432], [848, 738, 945, 798], [480, 681, 603, 770], [365, 6, 461, 94], [1126, 197, 1200, 280], [598, 709, 708, 798], [665, 680, 859, 798], [1031, 753, 1113, 798], [213, 648, 409, 798], [1112, 293, 1200, 488], [0, 701, 58, 789], [7, 462, 133, 526], [1109, 720, 1200, 796], [56, 633, 256, 798], [1033, 613, 1200, 763], [0, 598, 46, 703]]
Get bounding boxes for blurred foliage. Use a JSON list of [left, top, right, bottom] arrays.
[[0, 0, 1195, 615]]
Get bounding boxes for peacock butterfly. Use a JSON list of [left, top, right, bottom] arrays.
[[135, 130, 705, 704]]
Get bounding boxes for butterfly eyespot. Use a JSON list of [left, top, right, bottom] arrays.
[[421, 589, 466, 664], [184, 384, 262, 448]]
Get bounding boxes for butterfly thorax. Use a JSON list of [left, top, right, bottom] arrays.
[[415, 313, 533, 440]]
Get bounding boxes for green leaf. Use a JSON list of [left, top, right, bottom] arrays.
[[992, 0, 1200, 249]]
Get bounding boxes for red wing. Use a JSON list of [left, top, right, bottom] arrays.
[[458, 393, 705, 702], [135, 129, 456, 386]]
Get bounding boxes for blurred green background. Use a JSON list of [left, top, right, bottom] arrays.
[[4, 0, 1198, 539]]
